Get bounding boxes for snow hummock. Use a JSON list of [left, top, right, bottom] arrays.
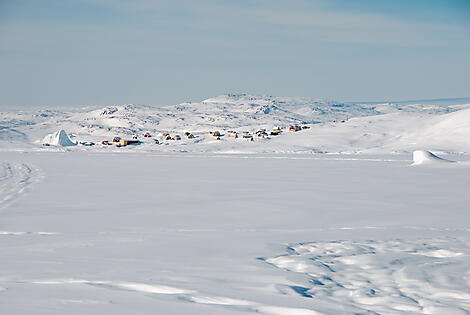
[[42, 130, 76, 146], [412, 150, 455, 165]]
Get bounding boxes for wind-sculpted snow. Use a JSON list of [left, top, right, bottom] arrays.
[[412, 150, 455, 165], [28, 279, 322, 315], [263, 238, 470, 314], [12, 236, 470, 314]]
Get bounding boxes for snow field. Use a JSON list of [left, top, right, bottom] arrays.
[[0, 152, 469, 314]]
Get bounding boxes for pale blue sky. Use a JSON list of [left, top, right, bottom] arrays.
[[1, 0, 469, 108]]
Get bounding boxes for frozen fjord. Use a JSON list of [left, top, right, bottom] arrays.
[[0, 151, 469, 314]]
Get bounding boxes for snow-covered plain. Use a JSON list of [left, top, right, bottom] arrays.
[[1, 95, 470, 314]]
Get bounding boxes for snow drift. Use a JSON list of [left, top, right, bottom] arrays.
[[42, 130, 76, 146], [412, 150, 455, 165]]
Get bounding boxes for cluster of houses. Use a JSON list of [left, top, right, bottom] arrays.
[[289, 125, 311, 132], [97, 131, 197, 147], [94, 126, 296, 147], [98, 137, 140, 147], [212, 127, 287, 141], [40, 118, 355, 148], [44, 123, 321, 148]]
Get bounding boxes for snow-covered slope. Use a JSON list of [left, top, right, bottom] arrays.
[[1, 94, 469, 154]]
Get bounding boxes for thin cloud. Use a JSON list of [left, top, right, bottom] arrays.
[[76, 0, 470, 46]]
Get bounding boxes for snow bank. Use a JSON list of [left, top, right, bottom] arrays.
[[42, 130, 76, 146], [412, 150, 454, 165]]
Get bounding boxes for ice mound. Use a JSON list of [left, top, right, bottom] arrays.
[[42, 130, 77, 146], [412, 150, 454, 165]]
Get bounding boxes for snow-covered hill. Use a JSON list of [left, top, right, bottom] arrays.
[[1, 94, 469, 154]]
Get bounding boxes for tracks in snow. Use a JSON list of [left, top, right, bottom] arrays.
[[0, 161, 41, 209]]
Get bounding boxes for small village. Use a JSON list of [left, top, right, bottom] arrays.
[[39, 116, 351, 148], [41, 123, 330, 148], [81, 124, 314, 147]]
